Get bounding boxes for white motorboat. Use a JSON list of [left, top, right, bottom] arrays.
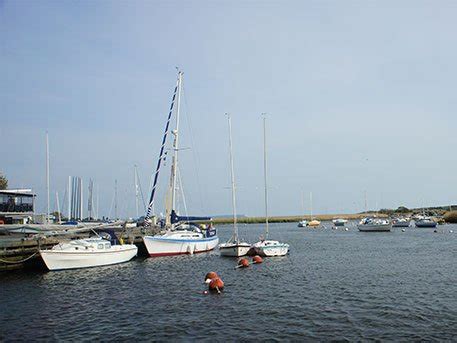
[[251, 239, 289, 257], [142, 71, 218, 257], [219, 114, 250, 257], [40, 237, 138, 271], [357, 217, 391, 232], [250, 115, 289, 257], [415, 218, 437, 228], [143, 223, 219, 257], [392, 218, 411, 227], [332, 218, 348, 227], [297, 220, 308, 227]]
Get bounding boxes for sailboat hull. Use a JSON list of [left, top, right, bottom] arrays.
[[219, 243, 251, 257], [40, 245, 138, 271], [143, 234, 219, 257], [249, 240, 289, 257]]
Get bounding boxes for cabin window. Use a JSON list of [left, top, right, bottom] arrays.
[[98, 244, 104, 249], [105, 243, 111, 249]]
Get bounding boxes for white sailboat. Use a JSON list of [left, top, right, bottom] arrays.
[[219, 114, 250, 257], [143, 71, 219, 257], [250, 115, 289, 257], [40, 236, 138, 271], [307, 191, 321, 227]]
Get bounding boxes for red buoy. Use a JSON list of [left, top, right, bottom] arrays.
[[252, 255, 263, 264], [237, 258, 250, 268], [209, 277, 224, 293], [205, 271, 218, 283]]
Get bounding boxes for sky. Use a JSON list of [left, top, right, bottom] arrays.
[[1, 0, 456, 218]]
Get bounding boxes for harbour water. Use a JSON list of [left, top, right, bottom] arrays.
[[1, 222, 457, 341]]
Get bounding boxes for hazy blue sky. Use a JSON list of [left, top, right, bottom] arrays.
[[1, 0, 456, 218]]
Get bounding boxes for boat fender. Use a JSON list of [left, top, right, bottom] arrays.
[[209, 277, 224, 293], [252, 255, 263, 264], [237, 258, 250, 268], [205, 271, 218, 284]]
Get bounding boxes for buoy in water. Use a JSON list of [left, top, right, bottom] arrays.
[[402, 229, 406, 232], [205, 271, 218, 284], [345, 228, 349, 231], [449, 230, 453, 233], [252, 255, 263, 264], [209, 277, 224, 293], [434, 229, 438, 233], [237, 258, 250, 268]]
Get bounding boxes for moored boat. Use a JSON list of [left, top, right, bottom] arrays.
[[392, 218, 411, 227], [297, 220, 308, 227], [415, 218, 437, 228], [40, 237, 137, 271], [332, 218, 348, 227], [357, 217, 391, 232]]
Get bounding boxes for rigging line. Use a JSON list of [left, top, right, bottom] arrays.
[[177, 166, 189, 220], [181, 85, 205, 214], [135, 167, 147, 212], [61, 186, 67, 216], [108, 188, 115, 219]]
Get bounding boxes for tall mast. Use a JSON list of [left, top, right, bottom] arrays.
[[46, 132, 50, 224], [68, 176, 71, 220], [364, 190, 368, 213], [227, 114, 238, 242], [56, 191, 61, 223], [170, 71, 183, 213], [310, 191, 313, 220], [145, 71, 181, 224], [114, 179, 118, 220], [262, 114, 269, 238], [134, 165, 139, 218]]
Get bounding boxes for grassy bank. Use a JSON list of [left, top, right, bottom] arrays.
[[210, 213, 384, 225], [444, 211, 457, 223]]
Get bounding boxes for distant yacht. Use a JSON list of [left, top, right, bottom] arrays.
[[307, 192, 321, 228], [415, 218, 437, 228], [357, 217, 391, 232], [332, 218, 348, 227], [250, 116, 289, 257], [297, 220, 308, 227], [392, 218, 411, 227], [219, 114, 250, 257]]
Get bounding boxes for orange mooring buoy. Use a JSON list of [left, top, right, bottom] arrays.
[[209, 277, 224, 293], [237, 258, 250, 268], [252, 255, 263, 264], [205, 271, 218, 283]]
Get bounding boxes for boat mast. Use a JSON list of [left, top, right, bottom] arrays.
[[46, 132, 50, 224], [144, 71, 181, 224], [56, 191, 61, 223], [114, 179, 118, 220], [227, 114, 238, 242], [170, 71, 183, 215], [310, 191, 313, 220], [134, 165, 139, 218], [262, 114, 269, 239], [68, 176, 71, 220]]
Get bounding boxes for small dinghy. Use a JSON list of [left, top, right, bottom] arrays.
[[40, 237, 137, 271]]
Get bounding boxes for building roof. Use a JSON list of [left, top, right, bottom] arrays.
[[0, 189, 36, 197]]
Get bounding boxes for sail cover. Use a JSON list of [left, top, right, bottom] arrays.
[[170, 210, 211, 224]]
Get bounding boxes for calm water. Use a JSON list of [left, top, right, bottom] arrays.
[[1, 222, 457, 341]]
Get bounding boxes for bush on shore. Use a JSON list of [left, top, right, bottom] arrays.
[[444, 211, 457, 223]]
